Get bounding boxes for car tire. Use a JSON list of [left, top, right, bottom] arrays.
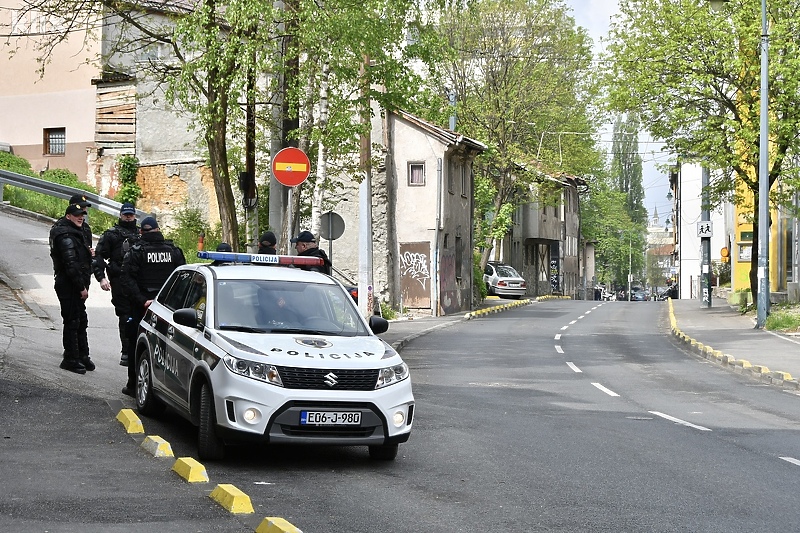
[[486, 283, 494, 296], [198, 383, 225, 461], [368, 443, 398, 461], [136, 350, 165, 417]]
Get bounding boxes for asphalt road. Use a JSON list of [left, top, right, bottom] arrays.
[[3, 208, 800, 532]]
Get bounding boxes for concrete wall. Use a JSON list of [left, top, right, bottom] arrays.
[[0, 2, 101, 178]]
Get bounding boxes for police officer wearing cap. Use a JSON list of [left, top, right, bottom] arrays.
[[49, 194, 95, 374], [93, 202, 139, 366], [119, 215, 186, 397], [291, 230, 332, 274], [258, 231, 277, 255]]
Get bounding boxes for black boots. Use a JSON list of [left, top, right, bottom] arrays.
[[80, 356, 96, 371], [60, 358, 86, 374]]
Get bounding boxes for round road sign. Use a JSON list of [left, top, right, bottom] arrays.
[[272, 147, 311, 187]]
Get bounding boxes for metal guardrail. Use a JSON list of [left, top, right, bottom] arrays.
[[0, 169, 151, 219]]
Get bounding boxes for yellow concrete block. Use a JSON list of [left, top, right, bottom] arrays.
[[172, 457, 209, 483], [210, 484, 254, 514], [256, 517, 304, 533], [141, 435, 174, 458], [751, 365, 770, 375], [116, 409, 144, 434], [711, 350, 724, 361], [771, 371, 793, 381], [722, 354, 736, 365], [735, 360, 752, 369]]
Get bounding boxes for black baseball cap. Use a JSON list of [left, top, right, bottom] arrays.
[[290, 231, 315, 243]]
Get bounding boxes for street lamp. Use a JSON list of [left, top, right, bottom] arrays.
[[708, 0, 769, 327]]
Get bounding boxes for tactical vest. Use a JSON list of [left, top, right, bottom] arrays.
[[133, 240, 181, 297]]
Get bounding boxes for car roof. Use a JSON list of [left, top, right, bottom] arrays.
[[179, 262, 338, 284]]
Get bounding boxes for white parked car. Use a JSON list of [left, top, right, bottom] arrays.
[[131, 251, 414, 461], [483, 262, 527, 298]]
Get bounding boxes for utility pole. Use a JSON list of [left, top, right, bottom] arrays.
[[357, 55, 374, 318], [701, 166, 712, 308]]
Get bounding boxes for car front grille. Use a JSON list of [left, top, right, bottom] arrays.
[[278, 366, 379, 391]]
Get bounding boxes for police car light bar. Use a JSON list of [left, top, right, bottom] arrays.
[[197, 251, 324, 267]]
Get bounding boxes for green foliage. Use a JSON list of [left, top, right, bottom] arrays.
[[165, 205, 215, 264], [379, 301, 397, 320], [0, 152, 36, 176], [474, 251, 488, 302], [765, 309, 800, 332], [431, 0, 604, 266], [603, 0, 800, 296], [115, 155, 142, 205]]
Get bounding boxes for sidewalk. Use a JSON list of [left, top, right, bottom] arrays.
[[669, 297, 800, 388]]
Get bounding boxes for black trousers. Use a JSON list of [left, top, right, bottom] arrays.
[[125, 306, 145, 387], [109, 276, 131, 356], [54, 276, 88, 360]]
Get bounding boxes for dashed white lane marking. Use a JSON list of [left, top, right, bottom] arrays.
[[578, 315, 585, 319], [648, 411, 712, 431], [555, 345, 564, 354], [585, 310, 591, 314], [566, 362, 582, 373], [554, 334, 562, 340], [569, 320, 577, 325], [592, 383, 620, 397], [780, 457, 800, 467], [560, 325, 569, 331]]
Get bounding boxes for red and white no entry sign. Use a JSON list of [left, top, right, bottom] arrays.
[[272, 147, 311, 187]]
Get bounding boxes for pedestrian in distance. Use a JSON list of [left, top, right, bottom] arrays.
[[258, 231, 277, 255], [92, 202, 139, 366], [49, 194, 95, 374], [119, 216, 186, 397], [290, 230, 332, 275]]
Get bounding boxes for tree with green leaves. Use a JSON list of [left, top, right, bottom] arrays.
[[610, 112, 646, 226], [602, 0, 800, 299], [430, 0, 603, 269], [12, 0, 438, 250]]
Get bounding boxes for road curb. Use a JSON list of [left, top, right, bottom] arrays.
[[109, 404, 304, 531], [667, 298, 800, 390]]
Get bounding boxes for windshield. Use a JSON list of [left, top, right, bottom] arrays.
[[495, 265, 520, 278], [214, 279, 368, 336]]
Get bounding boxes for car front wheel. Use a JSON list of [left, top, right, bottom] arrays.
[[198, 383, 225, 460], [136, 350, 165, 417]]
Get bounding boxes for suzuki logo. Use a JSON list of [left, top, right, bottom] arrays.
[[324, 372, 338, 387]]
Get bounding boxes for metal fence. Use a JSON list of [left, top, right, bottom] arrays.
[[0, 169, 150, 219]]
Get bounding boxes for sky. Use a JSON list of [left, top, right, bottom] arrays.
[[567, 0, 674, 226]]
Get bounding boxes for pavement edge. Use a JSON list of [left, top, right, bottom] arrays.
[[667, 298, 800, 390]]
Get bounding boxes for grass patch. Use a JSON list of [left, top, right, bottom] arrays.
[[764, 302, 800, 332]]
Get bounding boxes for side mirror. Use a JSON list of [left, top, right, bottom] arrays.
[[368, 315, 389, 335], [174, 308, 201, 329]]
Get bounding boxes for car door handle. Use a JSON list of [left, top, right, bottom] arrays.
[[167, 325, 175, 338]]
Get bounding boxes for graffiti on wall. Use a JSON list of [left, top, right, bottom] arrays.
[[550, 258, 560, 293], [400, 242, 431, 308]]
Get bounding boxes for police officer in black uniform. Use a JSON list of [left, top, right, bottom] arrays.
[[258, 231, 277, 255], [290, 231, 332, 274], [93, 202, 139, 366], [119, 216, 186, 397], [49, 194, 95, 374]]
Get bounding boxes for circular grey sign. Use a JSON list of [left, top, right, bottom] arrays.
[[319, 211, 345, 240]]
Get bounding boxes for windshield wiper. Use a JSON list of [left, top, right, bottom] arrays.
[[218, 325, 268, 333], [267, 327, 330, 335]]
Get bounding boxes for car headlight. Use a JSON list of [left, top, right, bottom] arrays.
[[375, 362, 409, 389], [223, 355, 283, 386]]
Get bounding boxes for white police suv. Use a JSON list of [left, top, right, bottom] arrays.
[[131, 251, 414, 461]]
